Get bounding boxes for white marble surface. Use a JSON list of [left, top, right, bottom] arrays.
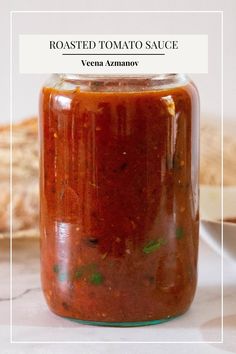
[[0, 237, 235, 353]]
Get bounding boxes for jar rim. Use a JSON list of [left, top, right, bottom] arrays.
[[44, 74, 190, 92], [60, 73, 184, 81]]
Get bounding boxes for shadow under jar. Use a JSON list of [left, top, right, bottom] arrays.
[[39, 74, 200, 326]]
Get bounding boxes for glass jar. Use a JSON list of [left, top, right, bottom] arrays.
[[39, 74, 199, 326]]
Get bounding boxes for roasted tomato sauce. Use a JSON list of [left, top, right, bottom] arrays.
[[39, 76, 199, 324]]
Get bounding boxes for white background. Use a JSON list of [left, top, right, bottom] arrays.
[[1, 1, 235, 353]]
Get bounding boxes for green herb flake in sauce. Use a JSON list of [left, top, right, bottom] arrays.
[[90, 272, 104, 285], [74, 263, 99, 281], [53, 264, 60, 273], [176, 227, 184, 239], [75, 269, 83, 279], [143, 238, 166, 254]]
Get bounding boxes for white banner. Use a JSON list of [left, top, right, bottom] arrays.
[[19, 34, 208, 74]]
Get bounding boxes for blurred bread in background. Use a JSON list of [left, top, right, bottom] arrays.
[[201, 120, 236, 186], [0, 118, 38, 238], [0, 117, 235, 238]]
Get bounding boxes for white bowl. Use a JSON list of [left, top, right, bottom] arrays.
[[200, 185, 236, 263]]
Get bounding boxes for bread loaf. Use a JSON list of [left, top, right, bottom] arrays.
[[0, 118, 39, 238]]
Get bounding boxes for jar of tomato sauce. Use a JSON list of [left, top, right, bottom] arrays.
[[39, 74, 199, 326]]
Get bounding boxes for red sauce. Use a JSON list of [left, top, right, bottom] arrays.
[[223, 218, 236, 224], [40, 77, 199, 324]]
